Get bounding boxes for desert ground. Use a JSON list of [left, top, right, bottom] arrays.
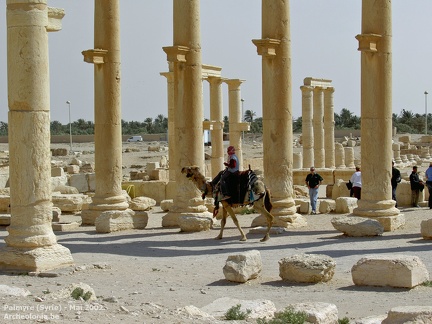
[[0, 134, 432, 323]]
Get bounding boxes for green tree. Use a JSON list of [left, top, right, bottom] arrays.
[[243, 110, 256, 122]]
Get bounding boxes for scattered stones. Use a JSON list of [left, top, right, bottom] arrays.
[[279, 253, 336, 283], [223, 250, 262, 283]]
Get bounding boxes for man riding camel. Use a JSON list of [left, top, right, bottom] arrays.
[[211, 145, 240, 200]]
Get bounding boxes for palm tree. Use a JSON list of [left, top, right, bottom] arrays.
[[244, 110, 256, 122]]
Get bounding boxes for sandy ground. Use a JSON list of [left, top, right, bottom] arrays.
[[1, 135, 432, 323]]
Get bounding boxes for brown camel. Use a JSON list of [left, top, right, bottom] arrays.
[[181, 166, 274, 242]]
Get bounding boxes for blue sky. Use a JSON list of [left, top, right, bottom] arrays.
[[1, 1, 432, 124]]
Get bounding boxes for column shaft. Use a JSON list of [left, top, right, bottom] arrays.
[[207, 76, 224, 177], [313, 87, 325, 168], [301, 86, 314, 168], [324, 87, 335, 168]]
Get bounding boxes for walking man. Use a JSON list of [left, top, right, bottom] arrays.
[[305, 166, 323, 214]]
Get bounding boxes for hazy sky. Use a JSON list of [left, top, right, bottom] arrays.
[[1, 1, 432, 125]]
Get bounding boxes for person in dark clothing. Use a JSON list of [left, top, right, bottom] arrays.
[[305, 166, 323, 214], [425, 162, 432, 209], [409, 166, 424, 208], [391, 161, 401, 208]]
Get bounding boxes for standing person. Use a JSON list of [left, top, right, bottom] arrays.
[[425, 162, 432, 209], [409, 166, 424, 208], [391, 161, 401, 208], [305, 166, 323, 214], [350, 166, 362, 200]]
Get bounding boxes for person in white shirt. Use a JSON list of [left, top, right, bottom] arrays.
[[350, 166, 362, 199]]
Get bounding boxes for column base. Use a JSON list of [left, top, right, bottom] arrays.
[[0, 244, 74, 272], [353, 199, 405, 231], [81, 201, 129, 225]]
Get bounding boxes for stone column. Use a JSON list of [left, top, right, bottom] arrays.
[[300, 85, 314, 168], [353, 0, 402, 230], [160, 68, 176, 181], [81, 0, 129, 227], [344, 147, 356, 169], [224, 79, 249, 170], [324, 87, 335, 169], [0, 1, 73, 271], [293, 152, 302, 169], [335, 143, 346, 169], [207, 76, 225, 178], [162, 0, 210, 226], [313, 87, 325, 168], [252, 0, 301, 227], [392, 143, 402, 164]]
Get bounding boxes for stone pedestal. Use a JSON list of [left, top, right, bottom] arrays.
[[353, 0, 402, 229], [0, 1, 73, 271]]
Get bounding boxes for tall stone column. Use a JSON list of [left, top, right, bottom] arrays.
[[0, 1, 73, 271], [160, 68, 176, 181], [162, 0, 210, 226], [353, 0, 402, 230], [324, 87, 335, 169], [344, 147, 356, 169], [392, 143, 402, 164], [207, 76, 225, 178], [313, 86, 325, 168], [335, 143, 346, 169], [300, 85, 314, 168], [252, 0, 302, 227], [224, 79, 249, 170], [81, 0, 129, 226]]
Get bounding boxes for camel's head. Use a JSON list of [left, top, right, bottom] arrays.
[[181, 166, 200, 179]]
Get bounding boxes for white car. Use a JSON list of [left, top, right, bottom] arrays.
[[127, 136, 143, 142]]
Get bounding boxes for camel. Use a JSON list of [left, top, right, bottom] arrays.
[[181, 166, 274, 242]]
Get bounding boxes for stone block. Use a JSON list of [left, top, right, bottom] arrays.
[[335, 197, 358, 213], [421, 218, 432, 239], [122, 180, 167, 204], [395, 181, 425, 207], [298, 199, 311, 214], [69, 173, 89, 193], [51, 167, 64, 177], [351, 255, 429, 288], [331, 216, 384, 237], [52, 194, 87, 213], [67, 165, 80, 174], [146, 162, 160, 172], [331, 179, 351, 200], [223, 250, 262, 283], [52, 222, 81, 231], [399, 135, 411, 143], [160, 199, 173, 211], [289, 302, 338, 324], [319, 199, 336, 214], [0, 195, 10, 212], [178, 214, 212, 232], [150, 168, 168, 181], [420, 135, 432, 143], [95, 209, 148, 233], [382, 306, 432, 323], [0, 214, 11, 225], [279, 253, 336, 283]]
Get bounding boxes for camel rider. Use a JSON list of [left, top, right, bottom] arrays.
[[211, 146, 240, 201]]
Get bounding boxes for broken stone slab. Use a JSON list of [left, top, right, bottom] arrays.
[[335, 197, 358, 213], [160, 199, 173, 212], [223, 250, 262, 283], [129, 196, 156, 211], [200, 297, 276, 320], [52, 221, 81, 232], [52, 193, 88, 213], [351, 255, 429, 288], [279, 253, 336, 283], [0, 285, 31, 297], [0, 214, 11, 225], [95, 209, 148, 233], [331, 215, 384, 237], [318, 199, 336, 214], [288, 302, 338, 324], [178, 214, 213, 232], [382, 306, 432, 323]]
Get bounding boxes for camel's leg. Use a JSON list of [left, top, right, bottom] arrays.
[[215, 208, 228, 240], [253, 197, 274, 242], [222, 202, 247, 241]]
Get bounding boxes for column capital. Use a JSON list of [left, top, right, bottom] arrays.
[[300, 85, 314, 93], [82, 49, 108, 64], [230, 122, 250, 132], [224, 79, 245, 90], [160, 71, 174, 82], [323, 86, 335, 93], [355, 33, 382, 53], [162, 45, 189, 63], [252, 38, 281, 57], [205, 75, 224, 85], [47, 7, 64, 32]]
